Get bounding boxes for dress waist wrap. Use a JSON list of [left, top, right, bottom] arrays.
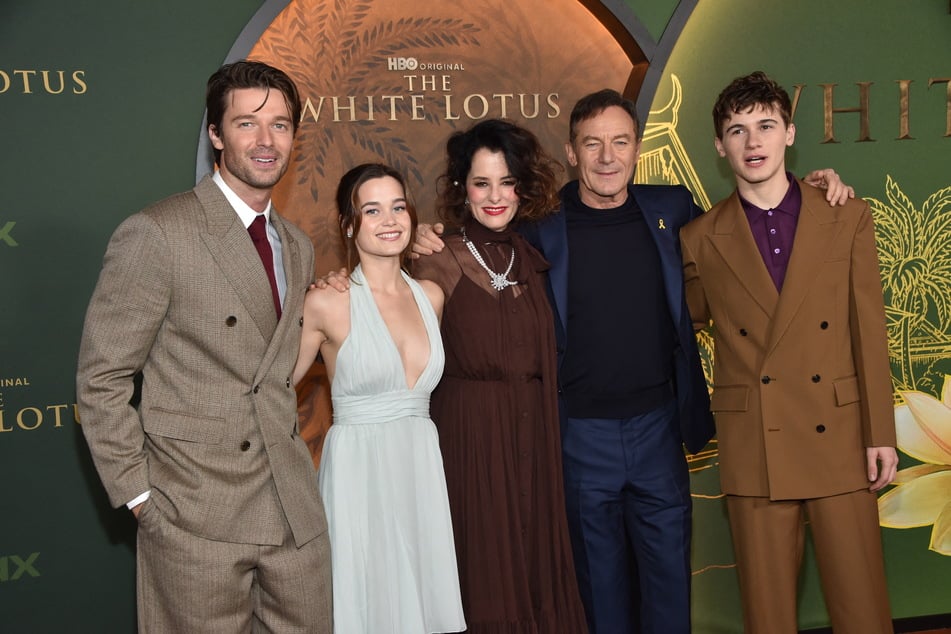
[[332, 391, 431, 425]]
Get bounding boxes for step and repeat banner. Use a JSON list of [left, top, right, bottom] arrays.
[[2, 0, 949, 631]]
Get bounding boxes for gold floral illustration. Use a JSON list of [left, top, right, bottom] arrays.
[[878, 376, 951, 555], [866, 177, 951, 394]]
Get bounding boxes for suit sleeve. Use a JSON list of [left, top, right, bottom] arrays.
[[76, 212, 172, 508], [681, 226, 711, 332], [849, 203, 897, 448]]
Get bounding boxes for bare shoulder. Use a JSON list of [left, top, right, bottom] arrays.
[[303, 285, 350, 328], [416, 278, 444, 316]]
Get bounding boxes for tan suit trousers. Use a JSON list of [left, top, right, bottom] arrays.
[[727, 489, 892, 634], [136, 497, 332, 633]]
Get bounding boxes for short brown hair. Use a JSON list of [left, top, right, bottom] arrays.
[[568, 89, 640, 144], [712, 71, 792, 139], [206, 60, 302, 165]]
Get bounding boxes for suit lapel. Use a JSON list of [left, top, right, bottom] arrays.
[[765, 185, 841, 354], [708, 192, 778, 318], [195, 176, 279, 342], [631, 187, 685, 326]]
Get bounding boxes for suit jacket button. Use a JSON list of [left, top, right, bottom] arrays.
[[739, 328, 748, 336], [812, 374, 821, 383], [299, 317, 304, 327], [240, 440, 251, 451], [286, 377, 292, 388], [253, 385, 260, 394], [226, 316, 237, 326], [761, 375, 771, 384], [820, 321, 829, 329], [816, 424, 826, 433]]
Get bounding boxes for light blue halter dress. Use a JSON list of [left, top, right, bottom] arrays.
[[317, 265, 465, 634]]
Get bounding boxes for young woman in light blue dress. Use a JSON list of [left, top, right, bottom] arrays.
[[293, 163, 465, 634]]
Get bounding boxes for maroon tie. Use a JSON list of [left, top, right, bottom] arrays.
[[248, 214, 282, 318]]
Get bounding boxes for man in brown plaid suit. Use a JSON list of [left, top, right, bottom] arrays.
[[77, 60, 332, 632]]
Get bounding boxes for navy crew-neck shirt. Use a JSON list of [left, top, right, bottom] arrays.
[[561, 184, 676, 418]]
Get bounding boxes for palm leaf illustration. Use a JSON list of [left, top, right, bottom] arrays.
[[254, 0, 480, 206], [867, 177, 951, 392]]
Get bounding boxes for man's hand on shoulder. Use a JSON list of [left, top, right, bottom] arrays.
[[803, 168, 855, 206], [312, 267, 350, 293], [411, 223, 445, 258]]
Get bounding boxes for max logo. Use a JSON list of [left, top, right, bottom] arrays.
[[0, 221, 18, 247], [0, 552, 40, 581]]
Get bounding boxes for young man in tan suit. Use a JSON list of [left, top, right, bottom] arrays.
[[77, 61, 331, 632], [681, 71, 898, 633]]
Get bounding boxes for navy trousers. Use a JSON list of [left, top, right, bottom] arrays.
[[562, 400, 692, 634]]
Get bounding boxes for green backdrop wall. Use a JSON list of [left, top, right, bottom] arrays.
[[2, 1, 948, 632]]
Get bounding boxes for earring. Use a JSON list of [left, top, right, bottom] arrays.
[[452, 180, 459, 187], [464, 198, 470, 207], [346, 227, 353, 238]]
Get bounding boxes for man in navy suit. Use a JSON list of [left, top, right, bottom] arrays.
[[519, 89, 713, 633]]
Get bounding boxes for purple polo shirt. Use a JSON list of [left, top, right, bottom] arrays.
[[740, 172, 801, 291]]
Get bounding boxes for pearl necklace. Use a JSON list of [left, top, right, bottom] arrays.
[[461, 228, 518, 291]]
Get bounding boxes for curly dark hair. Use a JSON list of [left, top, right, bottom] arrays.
[[436, 119, 562, 230], [336, 163, 418, 271], [712, 71, 792, 139]]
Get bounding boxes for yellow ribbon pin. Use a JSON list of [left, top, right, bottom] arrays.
[[658, 218, 667, 229]]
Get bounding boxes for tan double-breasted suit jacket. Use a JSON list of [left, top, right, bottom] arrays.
[[681, 182, 895, 500], [77, 175, 327, 547]]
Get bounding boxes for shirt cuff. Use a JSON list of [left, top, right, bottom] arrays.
[[126, 491, 150, 509]]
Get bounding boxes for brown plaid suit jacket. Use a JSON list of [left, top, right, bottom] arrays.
[[78, 175, 327, 547]]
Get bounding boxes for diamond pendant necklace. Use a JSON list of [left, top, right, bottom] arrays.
[[461, 228, 518, 292]]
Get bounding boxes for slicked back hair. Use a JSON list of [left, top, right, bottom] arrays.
[[206, 60, 302, 164], [568, 89, 640, 144]]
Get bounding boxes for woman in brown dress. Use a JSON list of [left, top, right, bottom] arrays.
[[413, 119, 587, 632]]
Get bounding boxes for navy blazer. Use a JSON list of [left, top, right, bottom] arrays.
[[520, 181, 714, 454]]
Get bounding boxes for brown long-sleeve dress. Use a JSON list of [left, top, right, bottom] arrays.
[[413, 218, 586, 633]]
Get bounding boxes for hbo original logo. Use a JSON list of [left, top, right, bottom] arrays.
[[387, 57, 418, 71]]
